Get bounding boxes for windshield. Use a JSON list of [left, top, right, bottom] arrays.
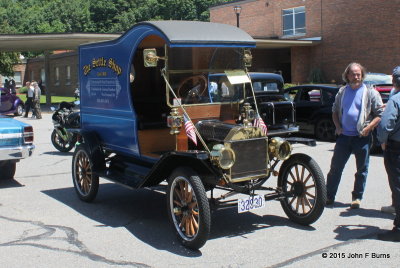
[[364, 73, 392, 85], [166, 47, 246, 105]]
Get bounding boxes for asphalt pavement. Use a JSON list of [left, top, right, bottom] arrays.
[[0, 113, 398, 268]]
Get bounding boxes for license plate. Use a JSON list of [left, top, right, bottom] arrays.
[[238, 195, 265, 213]]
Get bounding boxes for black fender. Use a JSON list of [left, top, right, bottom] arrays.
[[72, 129, 106, 172], [140, 151, 220, 188]]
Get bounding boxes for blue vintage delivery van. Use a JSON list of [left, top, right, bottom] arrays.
[[73, 21, 326, 249]]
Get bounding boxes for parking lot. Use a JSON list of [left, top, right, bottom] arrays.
[[0, 113, 399, 268]]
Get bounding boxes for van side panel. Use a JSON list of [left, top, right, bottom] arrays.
[[78, 26, 168, 156]]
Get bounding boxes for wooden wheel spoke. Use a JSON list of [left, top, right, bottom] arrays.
[[192, 209, 199, 216], [295, 196, 300, 212], [188, 201, 197, 210], [191, 215, 199, 230], [174, 188, 182, 201], [304, 196, 313, 208], [303, 173, 312, 184], [188, 217, 195, 236], [288, 196, 296, 206], [305, 184, 315, 190], [301, 196, 306, 214], [300, 166, 305, 181], [173, 200, 183, 207], [295, 165, 300, 181], [289, 170, 296, 182], [305, 191, 315, 199]]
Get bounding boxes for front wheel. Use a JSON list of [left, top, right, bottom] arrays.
[[278, 153, 326, 225], [72, 144, 99, 202], [0, 160, 16, 180], [51, 129, 76, 152], [167, 167, 210, 250]]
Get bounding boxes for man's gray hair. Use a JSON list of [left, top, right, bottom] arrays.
[[342, 62, 366, 83], [393, 66, 400, 87]]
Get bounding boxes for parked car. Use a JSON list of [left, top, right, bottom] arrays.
[[0, 87, 25, 116], [364, 73, 392, 103], [284, 85, 339, 141], [0, 115, 35, 180], [71, 21, 326, 249], [209, 72, 297, 132]]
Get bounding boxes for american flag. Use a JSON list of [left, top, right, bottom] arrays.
[[254, 114, 268, 135], [184, 114, 197, 145]]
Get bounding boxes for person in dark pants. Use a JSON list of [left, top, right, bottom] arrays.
[[376, 66, 400, 242], [326, 62, 383, 209], [23, 81, 33, 118]]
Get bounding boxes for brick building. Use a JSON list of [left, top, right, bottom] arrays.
[[24, 51, 78, 96], [0, 59, 26, 90], [210, 0, 400, 83]]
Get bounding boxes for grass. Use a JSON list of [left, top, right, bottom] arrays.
[[17, 94, 76, 104]]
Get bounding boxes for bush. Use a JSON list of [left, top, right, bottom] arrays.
[[18, 86, 28, 94]]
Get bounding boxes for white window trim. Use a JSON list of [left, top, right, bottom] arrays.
[[282, 6, 306, 37]]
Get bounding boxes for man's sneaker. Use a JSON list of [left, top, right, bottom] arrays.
[[377, 228, 400, 242], [350, 198, 361, 209], [381, 205, 396, 214], [326, 199, 334, 206]]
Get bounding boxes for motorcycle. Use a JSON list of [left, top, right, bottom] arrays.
[[50, 101, 80, 152]]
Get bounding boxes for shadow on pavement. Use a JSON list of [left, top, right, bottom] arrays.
[[339, 207, 394, 220], [42, 151, 74, 156], [333, 224, 381, 241], [42, 183, 316, 256], [0, 178, 24, 189]]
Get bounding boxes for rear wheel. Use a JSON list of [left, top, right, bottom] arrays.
[[278, 153, 326, 225], [0, 160, 16, 180], [315, 118, 335, 141], [51, 129, 76, 152], [14, 104, 24, 116], [72, 144, 99, 202], [167, 167, 210, 250]]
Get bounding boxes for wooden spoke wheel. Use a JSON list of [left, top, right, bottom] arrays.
[[72, 144, 99, 202], [278, 153, 326, 225], [167, 168, 210, 250]]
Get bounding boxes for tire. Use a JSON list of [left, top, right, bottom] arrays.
[[0, 160, 16, 180], [167, 167, 211, 250], [72, 144, 99, 202], [278, 153, 326, 225], [14, 104, 24, 116], [315, 118, 335, 141], [51, 129, 76, 152]]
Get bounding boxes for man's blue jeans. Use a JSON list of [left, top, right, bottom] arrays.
[[383, 142, 400, 229], [326, 134, 371, 201]]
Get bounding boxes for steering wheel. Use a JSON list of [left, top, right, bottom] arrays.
[[177, 75, 208, 104]]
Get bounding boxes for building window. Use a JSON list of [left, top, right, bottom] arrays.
[[31, 70, 34, 81], [40, 68, 46, 85], [65, 65, 71, 85], [54, 67, 59, 86], [282, 6, 305, 36]]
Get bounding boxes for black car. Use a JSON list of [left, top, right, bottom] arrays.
[[285, 84, 382, 153], [284, 85, 339, 141]]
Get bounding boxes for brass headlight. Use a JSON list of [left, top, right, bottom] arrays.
[[210, 144, 236, 169], [268, 137, 292, 160]]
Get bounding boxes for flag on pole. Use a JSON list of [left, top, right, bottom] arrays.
[[254, 114, 268, 135], [184, 114, 197, 145]]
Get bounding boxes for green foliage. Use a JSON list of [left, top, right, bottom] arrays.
[[18, 86, 28, 94], [0, 52, 19, 77], [0, 0, 229, 36]]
